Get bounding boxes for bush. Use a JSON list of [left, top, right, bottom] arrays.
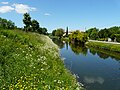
[[69, 30, 88, 43]]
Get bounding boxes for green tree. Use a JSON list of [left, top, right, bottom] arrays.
[[98, 28, 109, 39], [37, 27, 48, 35], [98, 26, 120, 41], [86, 28, 99, 40], [69, 30, 88, 43], [31, 19, 39, 32], [115, 34, 120, 42], [0, 17, 15, 29], [7, 20, 15, 29], [66, 27, 68, 36], [108, 26, 120, 41], [55, 28, 64, 39], [52, 30, 56, 36], [23, 13, 31, 32], [41, 27, 48, 35]]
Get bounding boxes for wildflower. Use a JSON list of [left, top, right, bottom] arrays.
[[41, 68, 44, 71]]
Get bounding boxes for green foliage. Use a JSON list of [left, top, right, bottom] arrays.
[[55, 28, 64, 39], [0, 30, 83, 90], [69, 42, 87, 55], [86, 42, 120, 53], [40, 27, 48, 35], [37, 27, 48, 35], [109, 26, 120, 41], [115, 34, 120, 42], [66, 27, 68, 36], [89, 47, 120, 60], [98, 28, 109, 39], [69, 30, 88, 43], [61, 37, 69, 42], [31, 19, 40, 32], [86, 26, 120, 41], [23, 13, 48, 35], [23, 13, 32, 32], [0, 17, 15, 29], [86, 28, 99, 40], [52, 30, 56, 36]]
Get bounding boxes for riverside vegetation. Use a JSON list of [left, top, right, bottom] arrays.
[[0, 30, 84, 90], [86, 41, 120, 53]]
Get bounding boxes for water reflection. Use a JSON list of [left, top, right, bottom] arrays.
[[65, 41, 69, 50], [52, 38, 65, 49], [84, 76, 104, 84], [89, 48, 120, 61], [52, 39, 88, 55], [69, 42, 87, 55], [90, 49, 109, 59], [57, 40, 120, 90], [52, 39, 120, 61]]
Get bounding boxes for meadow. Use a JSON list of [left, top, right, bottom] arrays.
[[0, 30, 83, 90]]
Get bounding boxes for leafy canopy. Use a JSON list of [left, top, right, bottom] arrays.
[[69, 30, 88, 43]]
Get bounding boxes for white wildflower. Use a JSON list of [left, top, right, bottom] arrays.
[[41, 68, 44, 71]]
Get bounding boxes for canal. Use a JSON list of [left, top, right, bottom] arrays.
[[53, 39, 120, 90]]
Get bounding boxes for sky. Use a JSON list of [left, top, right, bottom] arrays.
[[0, 0, 120, 32]]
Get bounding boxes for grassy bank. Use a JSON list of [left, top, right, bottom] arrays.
[[61, 37, 69, 42], [86, 41, 120, 53], [89, 47, 120, 60], [0, 30, 83, 90]]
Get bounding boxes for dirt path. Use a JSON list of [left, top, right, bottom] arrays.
[[89, 40, 120, 45]]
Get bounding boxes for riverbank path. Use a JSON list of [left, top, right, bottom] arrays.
[[89, 40, 120, 45]]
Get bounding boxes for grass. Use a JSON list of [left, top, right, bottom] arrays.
[[86, 41, 120, 53], [0, 30, 83, 90], [61, 37, 69, 42]]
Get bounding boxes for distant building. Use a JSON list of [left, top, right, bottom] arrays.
[[108, 38, 112, 42], [63, 30, 84, 36], [63, 31, 74, 36]]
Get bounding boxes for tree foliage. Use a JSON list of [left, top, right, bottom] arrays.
[[69, 30, 88, 43], [0, 17, 15, 29], [23, 13, 48, 35], [115, 34, 120, 42], [66, 27, 68, 36], [52, 30, 56, 36], [23, 13, 31, 32], [53, 28, 64, 38], [31, 19, 39, 32], [86, 28, 99, 40], [86, 26, 120, 42], [40, 27, 48, 35]]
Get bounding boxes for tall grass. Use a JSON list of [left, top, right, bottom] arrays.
[[0, 30, 83, 90]]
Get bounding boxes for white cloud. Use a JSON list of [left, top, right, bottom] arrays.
[[0, 6, 14, 13], [12, 3, 36, 14], [44, 13, 51, 16], [84, 76, 104, 84], [1, 2, 9, 4]]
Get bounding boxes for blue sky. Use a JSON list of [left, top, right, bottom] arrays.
[[0, 0, 120, 32]]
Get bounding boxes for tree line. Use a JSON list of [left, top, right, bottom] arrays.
[[23, 13, 48, 35], [52, 28, 88, 44], [51, 26, 120, 43], [52, 28, 65, 39], [85, 27, 120, 42], [0, 13, 48, 35], [0, 17, 15, 29]]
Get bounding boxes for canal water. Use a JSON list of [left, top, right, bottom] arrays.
[[52, 39, 120, 90]]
